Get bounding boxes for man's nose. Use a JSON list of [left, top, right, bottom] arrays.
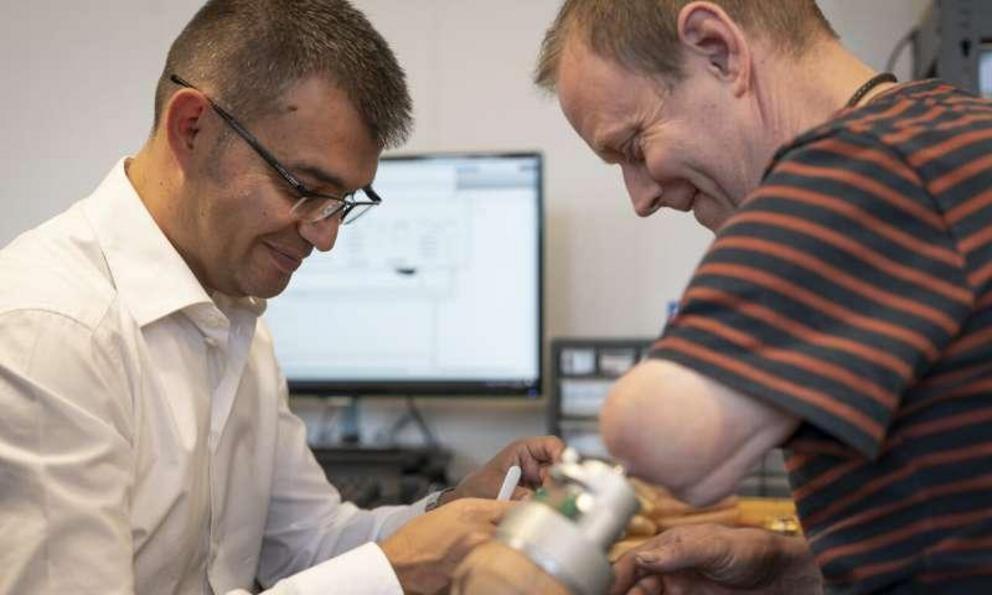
[[621, 163, 664, 217], [299, 216, 340, 252]]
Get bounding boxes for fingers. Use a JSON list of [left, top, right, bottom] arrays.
[[525, 435, 566, 463], [450, 497, 516, 524], [540, 435, 567, 460], [510, 484, 541, 501], [613, 550, 666, 595], [445, 500, 518, 563], [629, 575, 663, 595], [610, 548, 643, 595], [613, 525, 796, 594], [452, 526, 498, 560], [484, 499, 515, 523], [630, 525, 728, 575], [516, 435, 565, 485]]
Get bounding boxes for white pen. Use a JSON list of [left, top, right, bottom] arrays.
[[496, 465, 522, 501]]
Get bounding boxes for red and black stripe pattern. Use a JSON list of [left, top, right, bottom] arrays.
[[652, 81, 992, 593]]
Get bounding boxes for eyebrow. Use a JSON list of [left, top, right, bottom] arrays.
[[593, 137, 628, 164], [594, 125, 635, 160], [289, 163, 350, 192]]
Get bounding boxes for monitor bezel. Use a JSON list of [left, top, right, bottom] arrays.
[[285, 150, 545, 398]]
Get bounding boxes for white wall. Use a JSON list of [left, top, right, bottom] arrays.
[[0, 0, 929, 478]]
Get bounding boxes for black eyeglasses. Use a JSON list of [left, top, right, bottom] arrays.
[[170, 74, 381, 225]]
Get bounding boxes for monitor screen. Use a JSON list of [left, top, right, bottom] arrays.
[[981, 44, 992, 99], [264, 152, 543, 396]]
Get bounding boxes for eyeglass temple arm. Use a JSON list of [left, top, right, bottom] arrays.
[[169, 74, 309, 195], [362, 186, 383, 204]]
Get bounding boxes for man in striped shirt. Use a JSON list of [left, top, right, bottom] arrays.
[[536, 1, 992, 593]]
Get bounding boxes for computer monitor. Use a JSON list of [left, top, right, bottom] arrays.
[[264, 152, 543, 396], [980, 44, 992, 98]]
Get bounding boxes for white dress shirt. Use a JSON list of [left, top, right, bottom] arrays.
[[0, 160, 427, 594]]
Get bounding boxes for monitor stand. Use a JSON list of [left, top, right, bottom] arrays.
[[339, 397, 361, 445], [383, 396, 439, 448]]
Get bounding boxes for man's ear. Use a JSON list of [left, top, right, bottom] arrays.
[[677, 1, 751, 97], [162, 89, 211, 171]]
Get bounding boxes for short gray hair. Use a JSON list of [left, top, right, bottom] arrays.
[[154, 0, 412, 149]]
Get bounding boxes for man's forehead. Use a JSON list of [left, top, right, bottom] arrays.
[[267, 76, 380, 189], [558, 40, 651, 144]]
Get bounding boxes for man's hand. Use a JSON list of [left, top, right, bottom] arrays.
[[610, 524, 822, 595], [445, 436, 565, 503], [381, 498, 514, 594]]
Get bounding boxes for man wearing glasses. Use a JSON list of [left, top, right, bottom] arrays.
[[0, 1, 562, 594]]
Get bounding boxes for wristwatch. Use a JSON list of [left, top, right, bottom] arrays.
[[425, 487, 456, 512]]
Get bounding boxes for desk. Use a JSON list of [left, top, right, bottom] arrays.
[[311, 446, 451, 507]]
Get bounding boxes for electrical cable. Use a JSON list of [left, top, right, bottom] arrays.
[[886, 28, 919, 75], [318, 398, 341, 446], [384, 396, 440, 447], [404, 396, 440, 447]]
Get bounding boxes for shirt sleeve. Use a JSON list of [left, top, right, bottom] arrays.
[[255, 374, 427, 589], [651, 132, 973, 458], [229, 543, 402, 595], [0, 308, 136, 593]]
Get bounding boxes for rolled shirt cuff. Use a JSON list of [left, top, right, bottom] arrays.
[[256, 542, 403, 595]]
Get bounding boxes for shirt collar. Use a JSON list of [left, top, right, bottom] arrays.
[[83, 158, 266, 327]]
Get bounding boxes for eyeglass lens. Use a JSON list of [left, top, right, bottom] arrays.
[[293, 188, 376, 225]]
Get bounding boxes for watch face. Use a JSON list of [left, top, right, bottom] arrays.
[[426, 487, 454, 511]]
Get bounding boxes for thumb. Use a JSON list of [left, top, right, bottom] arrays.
[[510, 486, 534, 501], [634, 531, 725, 575], [634, 548, 683, 574], [461, 498, 516, 524]]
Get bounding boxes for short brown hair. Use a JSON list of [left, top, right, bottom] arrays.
[[535, 0, 837, 91], [154, 0, 412, 149]]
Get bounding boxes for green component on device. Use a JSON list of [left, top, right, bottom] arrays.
[[557, 494, 581, 520]]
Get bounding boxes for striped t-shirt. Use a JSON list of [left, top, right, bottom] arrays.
[[651, 80, 992, 594]]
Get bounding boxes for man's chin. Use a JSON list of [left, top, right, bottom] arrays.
[[238, 272, 292, 300], [692, 202, 730, 232], [692, 207, 717, 231], [255, 279, 291, 299]]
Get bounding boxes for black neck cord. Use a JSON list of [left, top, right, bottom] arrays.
[[846, 72, 898, 108]]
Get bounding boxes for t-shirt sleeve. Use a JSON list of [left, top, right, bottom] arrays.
[[650, 132, 973, 458]]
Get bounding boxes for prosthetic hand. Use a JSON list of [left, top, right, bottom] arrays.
[[452, 449, 639, 595]]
